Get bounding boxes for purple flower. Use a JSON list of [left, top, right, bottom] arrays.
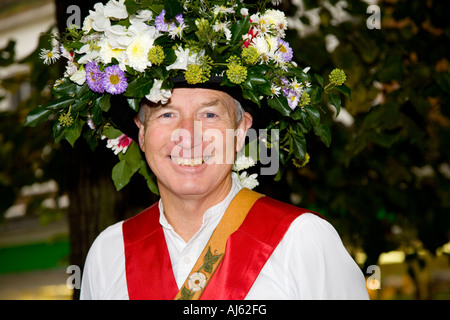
[[155, 10, 169, 31], [175, 13, 184, 24], [85, 60, 104, 93], [101, 65, 128, 95], [286, 91, 299, 110], [155, 10, 184, 32], [277, 39, 293, 62]]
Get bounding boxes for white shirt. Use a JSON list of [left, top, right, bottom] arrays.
[[80, 180, 369, 300]]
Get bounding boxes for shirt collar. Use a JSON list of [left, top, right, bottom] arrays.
[[158, 179, 242, 231]]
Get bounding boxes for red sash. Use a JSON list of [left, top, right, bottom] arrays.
[[123, 196, 318, 300]]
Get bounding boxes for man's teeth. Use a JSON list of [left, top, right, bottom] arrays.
[[173, 156, 211, 166]]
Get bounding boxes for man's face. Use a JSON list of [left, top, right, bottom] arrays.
[[136, 88, 252, 199]]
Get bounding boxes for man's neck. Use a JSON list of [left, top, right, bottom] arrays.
[[158, 177, 233, 242]]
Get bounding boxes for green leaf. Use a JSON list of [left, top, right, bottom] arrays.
[[124, 0, 141, 15], [291, 130, 306, 160], [52, 79, 77, 97], [98, 94, 111, 112], [267, 96, 291, 116], [112, 142, 143, 191], [127, 98, 140, 112], [102, 126, 123, 139], [112, 160, 131, 191], [230, 17, 250, 43], [24, 105, 52, 127], [242, 89, 260, 106], [119, 142, 141, 174], [314, 73, 324, 87], [328, 93, 341, 117], [334, 84, 352, 101], [65, 119, 84, 147], [124, 76, 153, 98], [138, 160, 159, 195], [75, 83, 90, 98], [309, 86, 323, 105], [164, 0, 183, 20], [179, 286, 194, 300], [46, 96, 75, 110], [314, 124, 331, 147], [304, 105, 321, 126], [53, 121, 66, 144]]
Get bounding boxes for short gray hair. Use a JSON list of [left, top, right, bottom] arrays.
[[138, 98, 245, 124]]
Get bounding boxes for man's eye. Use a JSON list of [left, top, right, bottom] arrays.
[[205, 113, 216, 118], [161, 113, 173, 118]]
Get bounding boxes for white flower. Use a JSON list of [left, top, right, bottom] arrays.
[[213, 21, 232, 41], [64, 60, 78, 77], [168, 22, 187, 39], [240, 8, 249, 16], [105, 134, 133, 155], [60, 45, 73, 61], [212, 5, 235, 16], [270, 83, 281, 96], [82, 15, 93, 33], [105, 24, 130, 49], [76, 43, 100, 64], [130, 9, 153, 24], [69, 68, 86, 85], [88, 3, 111, 32], [146, 79, 172, 104], [232, 171, 259, 190], [188, 272, 207, 292], [124, 23, 159, 72], [233, 155, 256, 171], [103, 0, 128, 20], [99, 37, 125, 64], [251, 36, 269, 55], [166, 46, 199, 71], [126, 33, 153, 72], [263, 9, 287, 29], [39, 47, 60, 64]]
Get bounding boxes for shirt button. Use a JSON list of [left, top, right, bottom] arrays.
[[183, 256, 191, 264]]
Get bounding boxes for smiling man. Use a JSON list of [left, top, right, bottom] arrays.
[[79, 85, 369, 300], [134, 88, 253, 242], [27, 0, 370, 300]]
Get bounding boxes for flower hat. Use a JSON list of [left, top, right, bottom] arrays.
[[26, 0, 350, 194]]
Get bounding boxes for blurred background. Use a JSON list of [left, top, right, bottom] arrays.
[[0, 0, 449, 300]]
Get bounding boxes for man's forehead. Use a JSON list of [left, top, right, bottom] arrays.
[[154, 88, 234, 110]]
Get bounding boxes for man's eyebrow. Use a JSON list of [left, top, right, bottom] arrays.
[[200, 99, 222, 107]]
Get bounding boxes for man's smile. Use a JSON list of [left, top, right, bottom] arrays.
[[170, 155, 212, 167]]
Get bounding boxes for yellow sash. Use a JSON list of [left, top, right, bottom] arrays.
[[174, 188, 264, 300]]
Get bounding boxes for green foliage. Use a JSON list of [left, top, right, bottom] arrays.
[[281, 0, 450, 267]]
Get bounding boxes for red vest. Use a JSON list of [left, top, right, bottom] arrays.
[[122, 196, 318, 300]]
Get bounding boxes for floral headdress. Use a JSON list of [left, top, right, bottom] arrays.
[[26, 0, 349, 194]]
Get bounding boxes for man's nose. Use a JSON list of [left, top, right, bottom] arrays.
[[177, 119, 203, 150]]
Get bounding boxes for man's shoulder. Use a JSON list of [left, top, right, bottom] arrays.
[[122, 202, 160, 244], [252, 194, 323, 221]]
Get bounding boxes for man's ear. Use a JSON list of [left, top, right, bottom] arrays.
[[235, 112, 253, 152], [134, 115, 145, 152]]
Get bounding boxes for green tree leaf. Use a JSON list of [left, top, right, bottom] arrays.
[[24, 105, 52, 127], [65, 119, 84, 147], [267, 96, 291, 116], [328, 93, 341, 117], [313, 124, 331, 147], [230, 17, 250, 43]]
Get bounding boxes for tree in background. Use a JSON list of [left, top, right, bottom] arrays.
[[277, 0, 449, 298]]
